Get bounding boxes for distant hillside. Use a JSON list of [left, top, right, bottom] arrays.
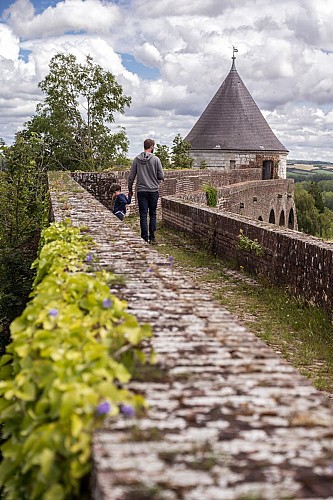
[[287, 159, 333, 179], [288, 159, 333, 166]]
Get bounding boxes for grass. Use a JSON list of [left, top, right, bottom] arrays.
[[126, 216, 333, 394]]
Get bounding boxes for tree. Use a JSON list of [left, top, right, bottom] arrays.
[[26, 53, 131, 171], [318, 180, 333, 192], [294, 184, 333, 239], [171, 133, 194, 169], [155, 144, 171, 168], [0, 138, 5, 171], [318, 208, 333, 240], [307, 181, 325, 213], [0, 133, 46, 246], [0, 133, 47, 335], [294, 184, 321, 236], [322, 191, 333, 211]]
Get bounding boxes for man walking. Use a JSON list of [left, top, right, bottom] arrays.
[[128, 138, 164, 244]]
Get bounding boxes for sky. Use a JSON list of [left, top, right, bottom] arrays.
[[0, 0, 333, 161]]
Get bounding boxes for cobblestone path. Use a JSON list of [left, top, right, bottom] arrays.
[[50, 177, 333, 500]]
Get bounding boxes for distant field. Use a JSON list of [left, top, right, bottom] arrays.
[[288, 167, 333, 178], [288, 164, 319, 171], [288, 163, 333, 172]]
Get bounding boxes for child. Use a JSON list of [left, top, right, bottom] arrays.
[[111, 183, 131, 221]]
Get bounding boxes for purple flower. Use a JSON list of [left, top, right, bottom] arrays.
[[102, 298, 112, 309], [120, 404, 135, 417], [86, 253, 93, 263], [48, 308, 58, 317], [148, 268, 153, 273], [96, 401, 111, 415]]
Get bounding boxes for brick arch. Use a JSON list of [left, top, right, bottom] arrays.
[[288, 207, 295, 229], [269, 208, 275, 224], [279, 210, 285, 226]]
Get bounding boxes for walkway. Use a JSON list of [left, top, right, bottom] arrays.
[[50, 175, 333, 499]]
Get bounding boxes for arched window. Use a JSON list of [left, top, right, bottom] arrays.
[[269, 209, 275, 224], [258, 216, 263, 221], [288, 208, 295, 229], [279, 210, 285, 226]]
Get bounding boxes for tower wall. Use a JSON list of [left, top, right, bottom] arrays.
[[190, 150, 288, 179]]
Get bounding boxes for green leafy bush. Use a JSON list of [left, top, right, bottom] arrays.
[[238, 229, 264, 256], [0, 221, 153, 499], [202, 184, 218, 207]]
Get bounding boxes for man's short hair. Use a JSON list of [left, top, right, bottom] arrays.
[[144, 138, 155, 150]]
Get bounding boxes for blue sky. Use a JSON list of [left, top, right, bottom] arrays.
[[1, 0, 58, 15], [1, 0, 333, 160], [121, 54, 159, 80]]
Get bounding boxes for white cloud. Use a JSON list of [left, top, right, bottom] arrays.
[[3, 0, 121, 38], [0, 0, 333, 161], [133, 42, 161, 67], [0, 24, 19, 60]]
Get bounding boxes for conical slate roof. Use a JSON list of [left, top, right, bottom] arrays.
[[185, 59, 288, 152]]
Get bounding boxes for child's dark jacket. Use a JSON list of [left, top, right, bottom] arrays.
[[113, 193, 131, 220]]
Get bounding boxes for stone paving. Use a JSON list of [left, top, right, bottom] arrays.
[[50, 175, 333, 500]]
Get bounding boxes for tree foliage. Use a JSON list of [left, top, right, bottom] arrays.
[[26, 53, 131, 171], [295, 185, 321, 235], [155, 143, 171, 168], [322, 191, 333, 211], [319, 208, 333, 240], [171, 133, 194, 169], [294, 184, 333, 239], [0, 53, 133, 340], [307, 181, 325, 213], [154, 136, 194, 169], [0, 135, 47, 337], [318, 180, 333, 192]]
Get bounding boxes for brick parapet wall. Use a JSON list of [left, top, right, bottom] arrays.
[[181, 179, 297, 225], [72, 168, 261, 215], [222, 179, 297, 227], [48, 172, 333, 499], [162, 196, 333, 315]]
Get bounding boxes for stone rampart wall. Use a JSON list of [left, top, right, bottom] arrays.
[[181, 179, 297, 228], [48, 172, 333, 499], [162, 196, 333, 315], [72, 168, 261, 214]]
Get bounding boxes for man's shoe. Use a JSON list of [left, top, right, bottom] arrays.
[[149, 239, 156, 245]]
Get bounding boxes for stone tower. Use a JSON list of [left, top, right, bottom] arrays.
[[185, 53, 288, 179]]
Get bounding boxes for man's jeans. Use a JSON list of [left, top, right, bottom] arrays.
[[137, 191, 159, 242]]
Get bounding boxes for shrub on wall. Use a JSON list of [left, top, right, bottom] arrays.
[[237, 229, 264, 256], [202, 184, 218, 207], [0, 220, 153, 500]]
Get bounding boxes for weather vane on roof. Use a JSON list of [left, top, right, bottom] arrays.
[[232, 46, 238, 61]]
